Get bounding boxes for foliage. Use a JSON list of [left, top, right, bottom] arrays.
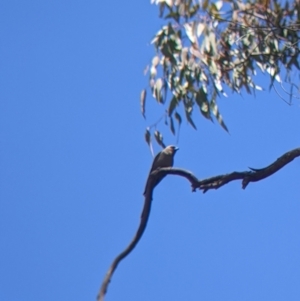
[[141, 0, 300, 143]]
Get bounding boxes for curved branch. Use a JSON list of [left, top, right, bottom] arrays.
[[159, 147, 300, 192], [98, 147, 300, 300], [97, 174, 160, 301]]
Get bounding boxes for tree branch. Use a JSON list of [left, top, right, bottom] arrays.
[[97, 147, 300, 300], [97, 174, 158, 301], [158, 147, 300, 192]]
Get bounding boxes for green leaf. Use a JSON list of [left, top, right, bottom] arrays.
[[150, 66, 157, 79], [154, 130, 166, 148], [170, 116, 175, 135], [140, 89, 147, 118], [185, 108, 197, 130], [210, 97, 229, 132], [159, 2, 166, 18], [164, 10, 180, 22], [152, 56, 160, 67], [189, 4, 200, 18], [174, 112, 182, 126], [165, 0, 173, 8], [202, 0, 209, 10], [168, 95, 178, 116], [195, 88, 212, 120], [154, 78, 164, 103], [145, 128, 151, 145]]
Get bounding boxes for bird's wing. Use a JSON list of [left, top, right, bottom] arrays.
[[149, 151, 162, 172]]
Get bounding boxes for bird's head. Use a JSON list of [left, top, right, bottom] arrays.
[[165, 145, 179, 155]]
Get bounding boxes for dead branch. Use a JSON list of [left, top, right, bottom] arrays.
[[97, 173, 157, 301], [160, 148, 300, 192], [199, 147, 300, 191], [97, 147, 300, 300]]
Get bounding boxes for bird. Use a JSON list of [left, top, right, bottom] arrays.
[[143, 145, 179, 195]]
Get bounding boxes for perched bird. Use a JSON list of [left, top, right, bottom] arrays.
[[143, 145, 179, 195]]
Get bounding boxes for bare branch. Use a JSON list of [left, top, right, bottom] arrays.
[[97, 171, 164, 300], [98, 147, 300, 300], [159, 147, 300, 192]]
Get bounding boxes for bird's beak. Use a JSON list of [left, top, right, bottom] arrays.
[[174, 147, 179, 151]]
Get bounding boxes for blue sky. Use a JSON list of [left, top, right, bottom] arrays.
[[0, 1, 299, 301]]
